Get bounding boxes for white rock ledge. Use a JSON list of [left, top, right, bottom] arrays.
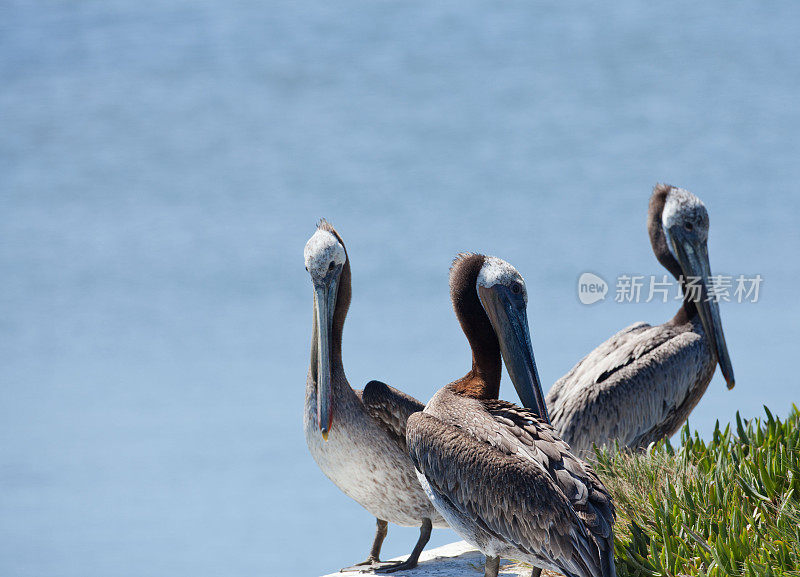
[[323, 541, 560, 577]]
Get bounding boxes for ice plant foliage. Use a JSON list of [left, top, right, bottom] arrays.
[[593, 406, 800, 577]]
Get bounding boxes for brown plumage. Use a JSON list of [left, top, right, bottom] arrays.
[[407, 253, 616, 577], [448, 253, 502, 400], [303, 221, 446, 572], [547, 184, 734, 456], [317, 219, 352, 370]]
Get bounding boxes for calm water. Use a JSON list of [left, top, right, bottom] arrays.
[[2, 2, 799, 576]]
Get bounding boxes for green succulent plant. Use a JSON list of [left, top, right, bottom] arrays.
[[593, 405, 800, 577]]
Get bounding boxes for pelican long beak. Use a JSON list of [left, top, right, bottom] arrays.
[[478, 285, 549, 421], [669, 231, 735, 389], [312, 275, 339, 439]]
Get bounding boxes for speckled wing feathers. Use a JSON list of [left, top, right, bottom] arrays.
[[548, 322, 653, 399], [547, 319, 713, 456], [478, 401, 615, 550], [407, 406, 613, 577], [361, 380, 425, 448]]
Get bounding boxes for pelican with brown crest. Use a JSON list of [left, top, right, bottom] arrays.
[[407, 253, 617, 577]]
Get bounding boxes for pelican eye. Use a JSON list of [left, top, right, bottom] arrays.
[[511, 282, 522, 295], [684, 221, 694, 231], [328, 261, 336, 271]]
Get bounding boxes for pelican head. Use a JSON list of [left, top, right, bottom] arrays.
[[304, 221, 348, 440], [658, 186, 735, 389], [476, 257, 548, 420]]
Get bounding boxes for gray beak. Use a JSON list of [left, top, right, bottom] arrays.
[[312, 273, 339, 439], [478, 284, 549, 421], [669, 230, 735, 389]]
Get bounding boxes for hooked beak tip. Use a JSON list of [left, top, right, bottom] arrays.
[[321, 428, 329, 441], [726, 378, 735, 390]]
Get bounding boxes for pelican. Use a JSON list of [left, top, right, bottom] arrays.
[[303, 220, 446, 572], [547, 184, 735, 456], [407, 253, 616, 577]]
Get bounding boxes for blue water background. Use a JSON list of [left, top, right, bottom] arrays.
[[2, 2, 799, 576]]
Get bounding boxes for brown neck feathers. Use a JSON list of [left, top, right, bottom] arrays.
[[448, 253, 502, 400], [648, 184, 698, 323], [319, 222, 351, 371]]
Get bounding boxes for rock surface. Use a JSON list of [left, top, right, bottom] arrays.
[[322, 541, 560, 577]]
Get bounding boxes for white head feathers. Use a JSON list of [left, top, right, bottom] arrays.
[[660, 187, 710, 259], [661, 187, 706, 230], [304, 228, 346, 279], [477, 256, 527, 301]]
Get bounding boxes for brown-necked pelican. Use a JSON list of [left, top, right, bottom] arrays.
[[547, 184, 735, 456], [304, 220, 446, 572], [407, 253, 616, 577]]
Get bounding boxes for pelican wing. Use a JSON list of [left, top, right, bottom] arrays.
[[361, 380, 425, 446], [481, 400, 617, 576], [407, 410, 607, 577], [547, 320, 708, 454], [548, 322, 653, 403]]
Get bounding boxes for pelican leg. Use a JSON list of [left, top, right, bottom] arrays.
[[376, 517, 433, 573], [484, 555, 500, 577], [530, 567, 542, 577], [340, 519, 388, 572]]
